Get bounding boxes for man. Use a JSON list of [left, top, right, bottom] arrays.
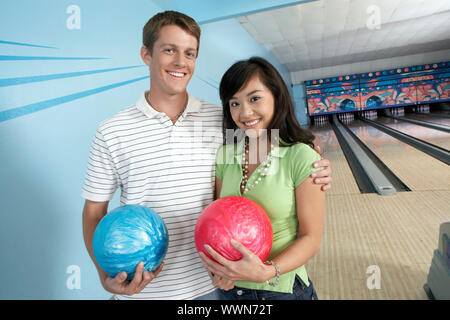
[[82, 10, 332, 300]]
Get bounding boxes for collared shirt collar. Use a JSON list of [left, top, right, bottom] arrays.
[[233, 136, 288, 160], [136, 91, 201, 119]]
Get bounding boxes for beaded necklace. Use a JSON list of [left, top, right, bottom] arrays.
[[240, 138, 276, 194]]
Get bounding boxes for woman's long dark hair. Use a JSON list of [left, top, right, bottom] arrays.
[[219, 56, 315, 149]]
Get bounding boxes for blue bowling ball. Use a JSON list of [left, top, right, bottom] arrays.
[[93, 204, 169, 280]]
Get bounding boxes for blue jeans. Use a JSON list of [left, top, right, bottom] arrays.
[[194, 288, 223, 300], [216, 275, 318, 300]]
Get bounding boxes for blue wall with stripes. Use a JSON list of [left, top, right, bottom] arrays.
[[0, 0, 290, 299]]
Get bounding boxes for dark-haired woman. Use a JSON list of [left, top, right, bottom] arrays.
[[199, 57, 325, 300]]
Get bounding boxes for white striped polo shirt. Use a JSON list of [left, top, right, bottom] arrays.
[[82, 91, 223, 300]]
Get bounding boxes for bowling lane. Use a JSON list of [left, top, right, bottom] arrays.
[[346, 119, 450, 191], [376, 116, 450, 150], [402, 113, 450, 127], [430, 110, 450, 116], [310, 124, 360, 195]]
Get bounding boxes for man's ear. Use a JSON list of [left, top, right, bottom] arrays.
[[140, 45, 152, 67]]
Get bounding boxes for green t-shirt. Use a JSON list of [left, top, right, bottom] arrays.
[[215, 138, 321, 293]]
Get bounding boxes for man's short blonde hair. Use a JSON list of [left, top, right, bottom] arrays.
[[143, 11, 201, 54]]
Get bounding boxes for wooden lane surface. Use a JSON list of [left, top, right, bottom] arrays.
[[404, 113, 450, 127], [377, 117, 450, 151], [305, 190, 450, 300], [311, 124, 360, 196], [347, 120, 450, 191]]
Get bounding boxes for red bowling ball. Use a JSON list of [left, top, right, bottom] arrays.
[[195, 196, 273, 262]]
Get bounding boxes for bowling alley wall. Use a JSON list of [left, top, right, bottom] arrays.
[[0, 0, 292, 299], [305, 61, 450, 115]]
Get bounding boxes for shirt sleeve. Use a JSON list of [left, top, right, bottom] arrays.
[[290, 143, 322, 188], [81, 129, 119, 202]]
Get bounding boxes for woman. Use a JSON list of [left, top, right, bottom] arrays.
[[199, 57, 325, 300]]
